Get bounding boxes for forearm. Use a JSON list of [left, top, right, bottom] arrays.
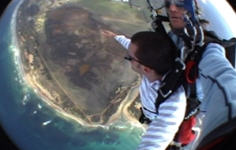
[[137, 120, 178, 150]]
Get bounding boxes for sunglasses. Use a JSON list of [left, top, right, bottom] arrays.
[[124, 54, 156, 70], [124, 55, 143, 64], [165, 0, 184, 8]]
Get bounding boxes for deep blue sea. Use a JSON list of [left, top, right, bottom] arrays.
[[0, 0, 142, 150]]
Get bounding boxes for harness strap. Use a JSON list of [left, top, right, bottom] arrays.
[[153, 44, 209, 148], [185, 60, 197, 83], [155, 43, 208, 114], [139, 107, 152, 124], [185, 83, 201, 119], [185, 43, 208, 84], [155, 58, 185, 113]]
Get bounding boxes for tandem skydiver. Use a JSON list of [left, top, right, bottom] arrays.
[[158, 0, 236, 149]]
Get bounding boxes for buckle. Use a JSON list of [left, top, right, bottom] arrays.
[[159, 88, 172, 98], [169, 141, 182, 148]]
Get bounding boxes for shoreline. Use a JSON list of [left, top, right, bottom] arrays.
[[14, 39, 142, 128], [10, 0, 93, 128], [23, 71, 141, 128]]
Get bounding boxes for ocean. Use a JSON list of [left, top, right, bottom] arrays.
[[0, 0, 143, 150]]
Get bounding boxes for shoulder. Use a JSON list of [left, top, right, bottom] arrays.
[[199, 42, 236, 83], [199, 43, 226, 68], [202, 42, 226, 56], [203, 43, 225, 57]]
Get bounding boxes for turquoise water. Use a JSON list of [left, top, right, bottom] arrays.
[[0, 0, 142, 150]]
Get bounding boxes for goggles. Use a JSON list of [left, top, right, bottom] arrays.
[[164, 0, 185, 8]]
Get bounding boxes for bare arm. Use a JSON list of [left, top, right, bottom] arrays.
[[101, 29, 131, 50]]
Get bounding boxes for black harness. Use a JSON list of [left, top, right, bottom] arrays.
[[155, 43, 207, 117]]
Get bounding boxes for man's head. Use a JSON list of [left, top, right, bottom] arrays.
[[126, 31, 177, 78]]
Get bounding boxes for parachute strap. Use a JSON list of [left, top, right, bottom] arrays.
[[185, 60, 197, 84], [139, 107, 152, 124], [185, 43, 208, 84], [155, 58, 185, 113], [183, 43, 207, 118]]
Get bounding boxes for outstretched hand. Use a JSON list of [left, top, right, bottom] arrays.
[[101, 29, 117, 38]]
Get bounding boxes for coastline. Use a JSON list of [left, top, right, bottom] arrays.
[[23, 71, 141, 128], [10, 0, 91, 128], [106, 80, 141, 124]]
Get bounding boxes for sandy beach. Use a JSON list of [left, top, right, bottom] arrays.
[[23, 71, 141, 128]]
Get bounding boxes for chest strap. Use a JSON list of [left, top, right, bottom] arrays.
[[155, 58, 185, 113]]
